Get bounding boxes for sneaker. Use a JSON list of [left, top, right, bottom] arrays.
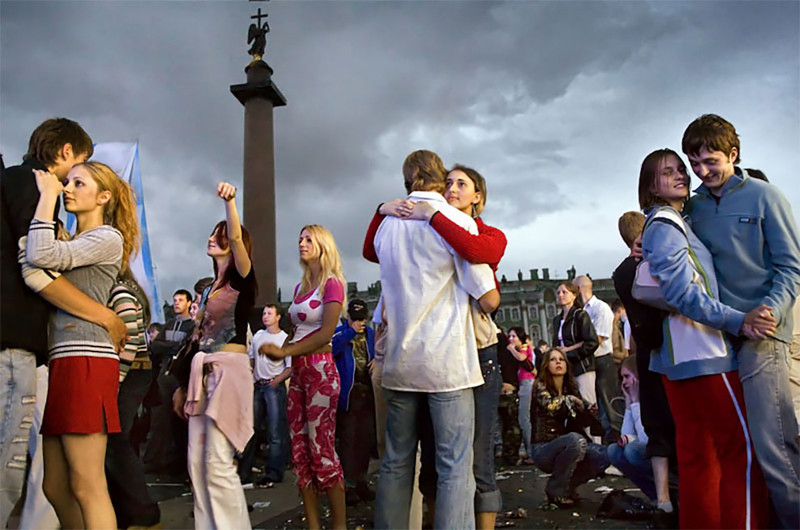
[[604, 465, 624, 476], [653, 508, 679, 529]]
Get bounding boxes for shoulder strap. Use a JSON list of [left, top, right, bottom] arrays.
[[645, 207, 688, 239], [199, 284, 212, 308]]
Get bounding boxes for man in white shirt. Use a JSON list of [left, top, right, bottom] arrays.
[[373, 150, 499, 530], [240, 304, 290, 484], [574, 276, 622, 439]]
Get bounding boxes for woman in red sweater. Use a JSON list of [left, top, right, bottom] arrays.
[[362, 164, 507, 530]]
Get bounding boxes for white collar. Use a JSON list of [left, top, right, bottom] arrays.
[[408, 191, 446, 202]]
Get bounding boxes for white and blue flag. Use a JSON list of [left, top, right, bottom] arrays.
[[67, 142, 163, 322]]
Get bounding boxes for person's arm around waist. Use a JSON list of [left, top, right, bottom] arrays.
[[644, 219, 746, 335], [40, 278, 127, 351]]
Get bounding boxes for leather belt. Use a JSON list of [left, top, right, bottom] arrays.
[[130, 360, 152, 370]]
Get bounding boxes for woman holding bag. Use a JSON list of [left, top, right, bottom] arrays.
[[638, 148, 772, 529]]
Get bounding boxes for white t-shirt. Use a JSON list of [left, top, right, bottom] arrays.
[[249, 328, 290, 381], [374, 191, 496, 392], [623, 317, 631, 350], [584, 295, 614, 358]]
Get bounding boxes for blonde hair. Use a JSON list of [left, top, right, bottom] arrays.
[[298, 224, 346, 307], [618, 211, 645, 248], [78, 161, 141, 272]]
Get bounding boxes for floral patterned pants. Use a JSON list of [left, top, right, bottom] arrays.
[[287, 354, 343, 491]]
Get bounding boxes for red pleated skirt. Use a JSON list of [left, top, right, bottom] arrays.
[[41, 356, 121, 435]]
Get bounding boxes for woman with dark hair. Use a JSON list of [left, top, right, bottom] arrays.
[[507, 326, 535, 463], [529, 348, 608, 507], [363, 164, 507, 530], [638, 148, 771, 529], [172, 181, 257, 529], [552, 282, 599, 405]]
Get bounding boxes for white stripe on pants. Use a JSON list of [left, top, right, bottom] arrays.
[[188, 415, 251, 530]]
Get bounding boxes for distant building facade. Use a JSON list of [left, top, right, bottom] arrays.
[[340, 266, 618, 345]]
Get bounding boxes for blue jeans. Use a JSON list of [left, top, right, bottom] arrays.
[[0, 349, 36, 527], [737, 338, 800, 529], [607, 440, 656, 501], [473, 347, 502, 513], [242, 382, 288, 482], [517, 378, 533, 458], [531, 432, 609, 499], [375, 388, 475, 530]]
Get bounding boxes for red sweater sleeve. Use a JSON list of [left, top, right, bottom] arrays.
[[362, 211, 385, 263], [429, 214, 507, 268]]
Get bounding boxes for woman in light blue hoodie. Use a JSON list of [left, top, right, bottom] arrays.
[[638, 148, 771, 530]]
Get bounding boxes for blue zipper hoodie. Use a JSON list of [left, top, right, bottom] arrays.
[[332, 323, 375, 411], [642, 206, 740, 380], [686, 169, 800, 344]]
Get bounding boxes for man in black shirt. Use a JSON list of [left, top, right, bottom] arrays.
[[0, 118, 126, 525], [144, 289, 196, 475], [612, 211, 676, 519]]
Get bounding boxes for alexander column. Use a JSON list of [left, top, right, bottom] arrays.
[[230, 3, 286, 306]]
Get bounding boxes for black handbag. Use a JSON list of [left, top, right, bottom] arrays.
[[164, 338, 198, 388]]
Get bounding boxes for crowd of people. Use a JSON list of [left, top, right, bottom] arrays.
[[1, 112, 798, 530]]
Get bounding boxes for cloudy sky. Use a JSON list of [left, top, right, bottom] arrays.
[[2, 0, 798, 307]]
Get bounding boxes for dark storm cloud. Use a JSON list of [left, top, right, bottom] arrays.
[[2, 0, 798, 302]]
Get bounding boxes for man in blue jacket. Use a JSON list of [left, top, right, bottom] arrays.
[[683, 114, 800, 528], [332, 299, 376, 505]]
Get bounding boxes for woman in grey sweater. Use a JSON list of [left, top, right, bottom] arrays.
[[26, 161, 139, 530]]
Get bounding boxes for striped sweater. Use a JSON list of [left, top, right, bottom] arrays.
[[108, 281, 148, 381], [26, 218, 123, 361]]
